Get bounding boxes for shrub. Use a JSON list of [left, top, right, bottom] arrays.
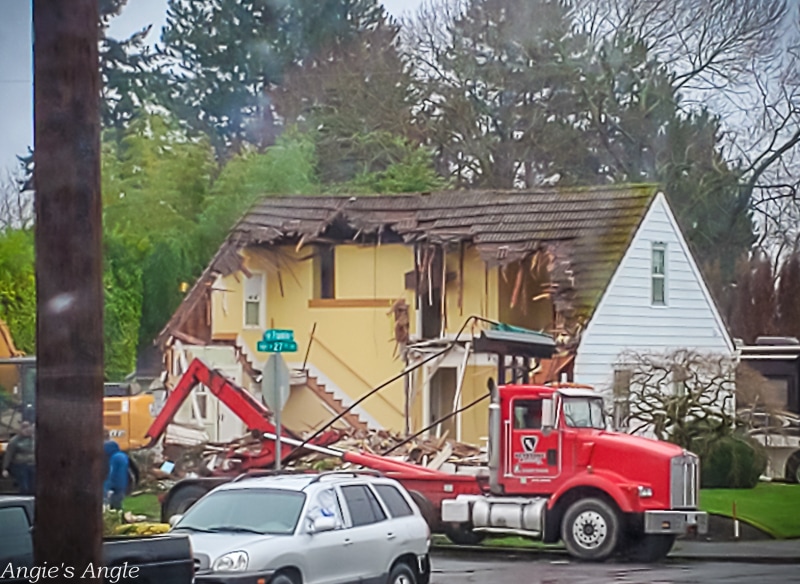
[[699, 434, 767, 488]]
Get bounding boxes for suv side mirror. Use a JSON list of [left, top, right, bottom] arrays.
[[309, 515, 337, 534], [541, 398, 555, 429], [168, 514, 183, 528]]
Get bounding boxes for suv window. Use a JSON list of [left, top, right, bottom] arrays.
[[374, 484, 414, 518], [0, 506, 33, 563], [340, 484, 386, 527]]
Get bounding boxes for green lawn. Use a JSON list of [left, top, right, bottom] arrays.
[[700, 482, 800, 539], [122, 493, 161, 521]]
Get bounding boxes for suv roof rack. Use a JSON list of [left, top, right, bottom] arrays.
[[231, 468, 313, 482], [305, 469, 384, 486]]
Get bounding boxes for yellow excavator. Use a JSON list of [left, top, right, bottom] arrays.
[[0, 356, 156, 492]]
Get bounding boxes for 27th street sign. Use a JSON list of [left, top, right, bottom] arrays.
[[257, 329, 297, 353]]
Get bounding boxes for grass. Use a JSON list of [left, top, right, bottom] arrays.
[[122, 493, 161, 521], [700, 482, 800, 539], [122, 483, 800, 539]]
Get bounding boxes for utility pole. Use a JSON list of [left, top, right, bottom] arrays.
[[33, 0, 104, 580]]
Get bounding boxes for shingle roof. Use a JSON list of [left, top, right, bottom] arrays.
[[158, 185, 657, 346], [231, 185, 657, 322]]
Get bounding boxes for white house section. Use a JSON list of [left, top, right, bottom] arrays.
[[574, 192, 735, 394]]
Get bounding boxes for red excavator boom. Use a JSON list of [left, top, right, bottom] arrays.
[[146, 358, 341, 471]]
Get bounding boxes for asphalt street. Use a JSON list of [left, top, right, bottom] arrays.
[[429, 555, 799, 583]]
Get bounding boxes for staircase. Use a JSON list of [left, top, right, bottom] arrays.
[[224, 333, 374, 431], [304, 374, 369, 431]]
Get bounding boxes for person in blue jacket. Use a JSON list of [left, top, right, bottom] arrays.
[[103, 439, 129, 510]]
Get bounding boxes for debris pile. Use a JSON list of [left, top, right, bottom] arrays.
[[148, 427, 487, 481]]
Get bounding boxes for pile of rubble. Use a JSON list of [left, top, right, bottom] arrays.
[[145, 427, 487, 481]]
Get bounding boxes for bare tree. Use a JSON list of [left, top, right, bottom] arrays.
[[574, 0, 800, 250], [0, 168, 34, 231], [616, 349, 737, 450]]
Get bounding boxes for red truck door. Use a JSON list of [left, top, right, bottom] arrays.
[[506, 397, 561, 484]]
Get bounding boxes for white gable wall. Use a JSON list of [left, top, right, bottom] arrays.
[[574, 192, 734, 393]]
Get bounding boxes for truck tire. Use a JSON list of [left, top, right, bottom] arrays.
[[622, 534, 675, 563], [443, 523, 486, 546], [163, 484, 211, 522], [561, 498, 620, 561], [407, 490, 439, 533]]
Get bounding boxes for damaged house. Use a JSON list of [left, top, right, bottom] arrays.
[[157, 185, 734, 445]]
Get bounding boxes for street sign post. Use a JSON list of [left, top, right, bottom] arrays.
[[257, 329, 296, 469]]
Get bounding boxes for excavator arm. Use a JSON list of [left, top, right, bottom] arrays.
[[145, 358, 340, 471]]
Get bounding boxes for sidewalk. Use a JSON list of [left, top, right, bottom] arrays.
[[431, 540, 800, 564], [670, 540, 800, 563]]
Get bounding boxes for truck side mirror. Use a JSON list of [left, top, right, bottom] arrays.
[[541, 399, 555, 429]]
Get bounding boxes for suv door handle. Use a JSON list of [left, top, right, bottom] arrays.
[[387, 532, 396, 540], [343, 538, 353, 546]]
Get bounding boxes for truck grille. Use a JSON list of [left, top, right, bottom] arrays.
[[670, 452, 699, 509]]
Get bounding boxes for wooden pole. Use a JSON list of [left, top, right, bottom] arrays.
[[33, 0, 104, 580]]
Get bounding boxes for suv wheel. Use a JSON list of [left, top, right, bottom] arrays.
[[270, 574, 297, 584], [388, 562, 417, 584]]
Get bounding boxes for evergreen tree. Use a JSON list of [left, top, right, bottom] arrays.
[[159, 0, 386, 155], [100, 0, 161, 130]]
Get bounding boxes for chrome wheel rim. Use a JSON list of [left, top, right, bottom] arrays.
[[572, 510, 608, 549]]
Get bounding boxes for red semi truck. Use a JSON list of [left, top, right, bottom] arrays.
[[151, 354, 707, 562]]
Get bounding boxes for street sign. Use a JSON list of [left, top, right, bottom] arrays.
[[257, 340, 298, 353], [257, 329, 297, 353], [261, 353, 291, 471]]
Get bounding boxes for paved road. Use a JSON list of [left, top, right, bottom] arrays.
[[430, 555, 798, 583]]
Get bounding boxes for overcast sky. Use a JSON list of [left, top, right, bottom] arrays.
[[0, 0, 424, 175]]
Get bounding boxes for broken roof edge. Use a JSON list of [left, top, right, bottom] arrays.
[[154, 240, 246, 349]]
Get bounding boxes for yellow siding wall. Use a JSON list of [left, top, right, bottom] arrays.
[[208, 242, 501, 437], [443, 246, 499, 330]]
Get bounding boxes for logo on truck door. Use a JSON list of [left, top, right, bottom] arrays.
[[514, 436, 544, 464]]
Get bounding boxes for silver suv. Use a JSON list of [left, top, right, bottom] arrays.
[[170, 471, 431, 584]]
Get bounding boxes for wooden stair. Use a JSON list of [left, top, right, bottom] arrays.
[[304, 374, 369, 431]]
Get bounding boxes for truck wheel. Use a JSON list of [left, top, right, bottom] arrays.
[[561, 498, 620, 561], [443, 523, 486, 546], [408, 490, 439, 533], [623, 534, 675, 563], [163, 484, 210, 522]]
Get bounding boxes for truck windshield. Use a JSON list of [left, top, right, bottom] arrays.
[[174, 489, 306, 535], [562, 397, 605, 430]]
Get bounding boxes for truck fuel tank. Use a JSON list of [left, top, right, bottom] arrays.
[[442, 495, 547, 533]]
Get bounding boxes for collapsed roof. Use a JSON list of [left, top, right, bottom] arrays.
[[158, 185, 657, 347]]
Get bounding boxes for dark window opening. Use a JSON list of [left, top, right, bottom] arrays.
[[421, 288, 442, 339], [314, 246, 335, 299]]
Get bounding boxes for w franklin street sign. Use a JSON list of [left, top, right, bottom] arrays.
[[257, 328, 297, 353]]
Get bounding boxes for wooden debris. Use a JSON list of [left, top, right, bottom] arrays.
[[155, 426, 487, 479]]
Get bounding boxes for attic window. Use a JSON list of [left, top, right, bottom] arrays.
[[314, 245, 335, 300], [651, 242, 667, 306]]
